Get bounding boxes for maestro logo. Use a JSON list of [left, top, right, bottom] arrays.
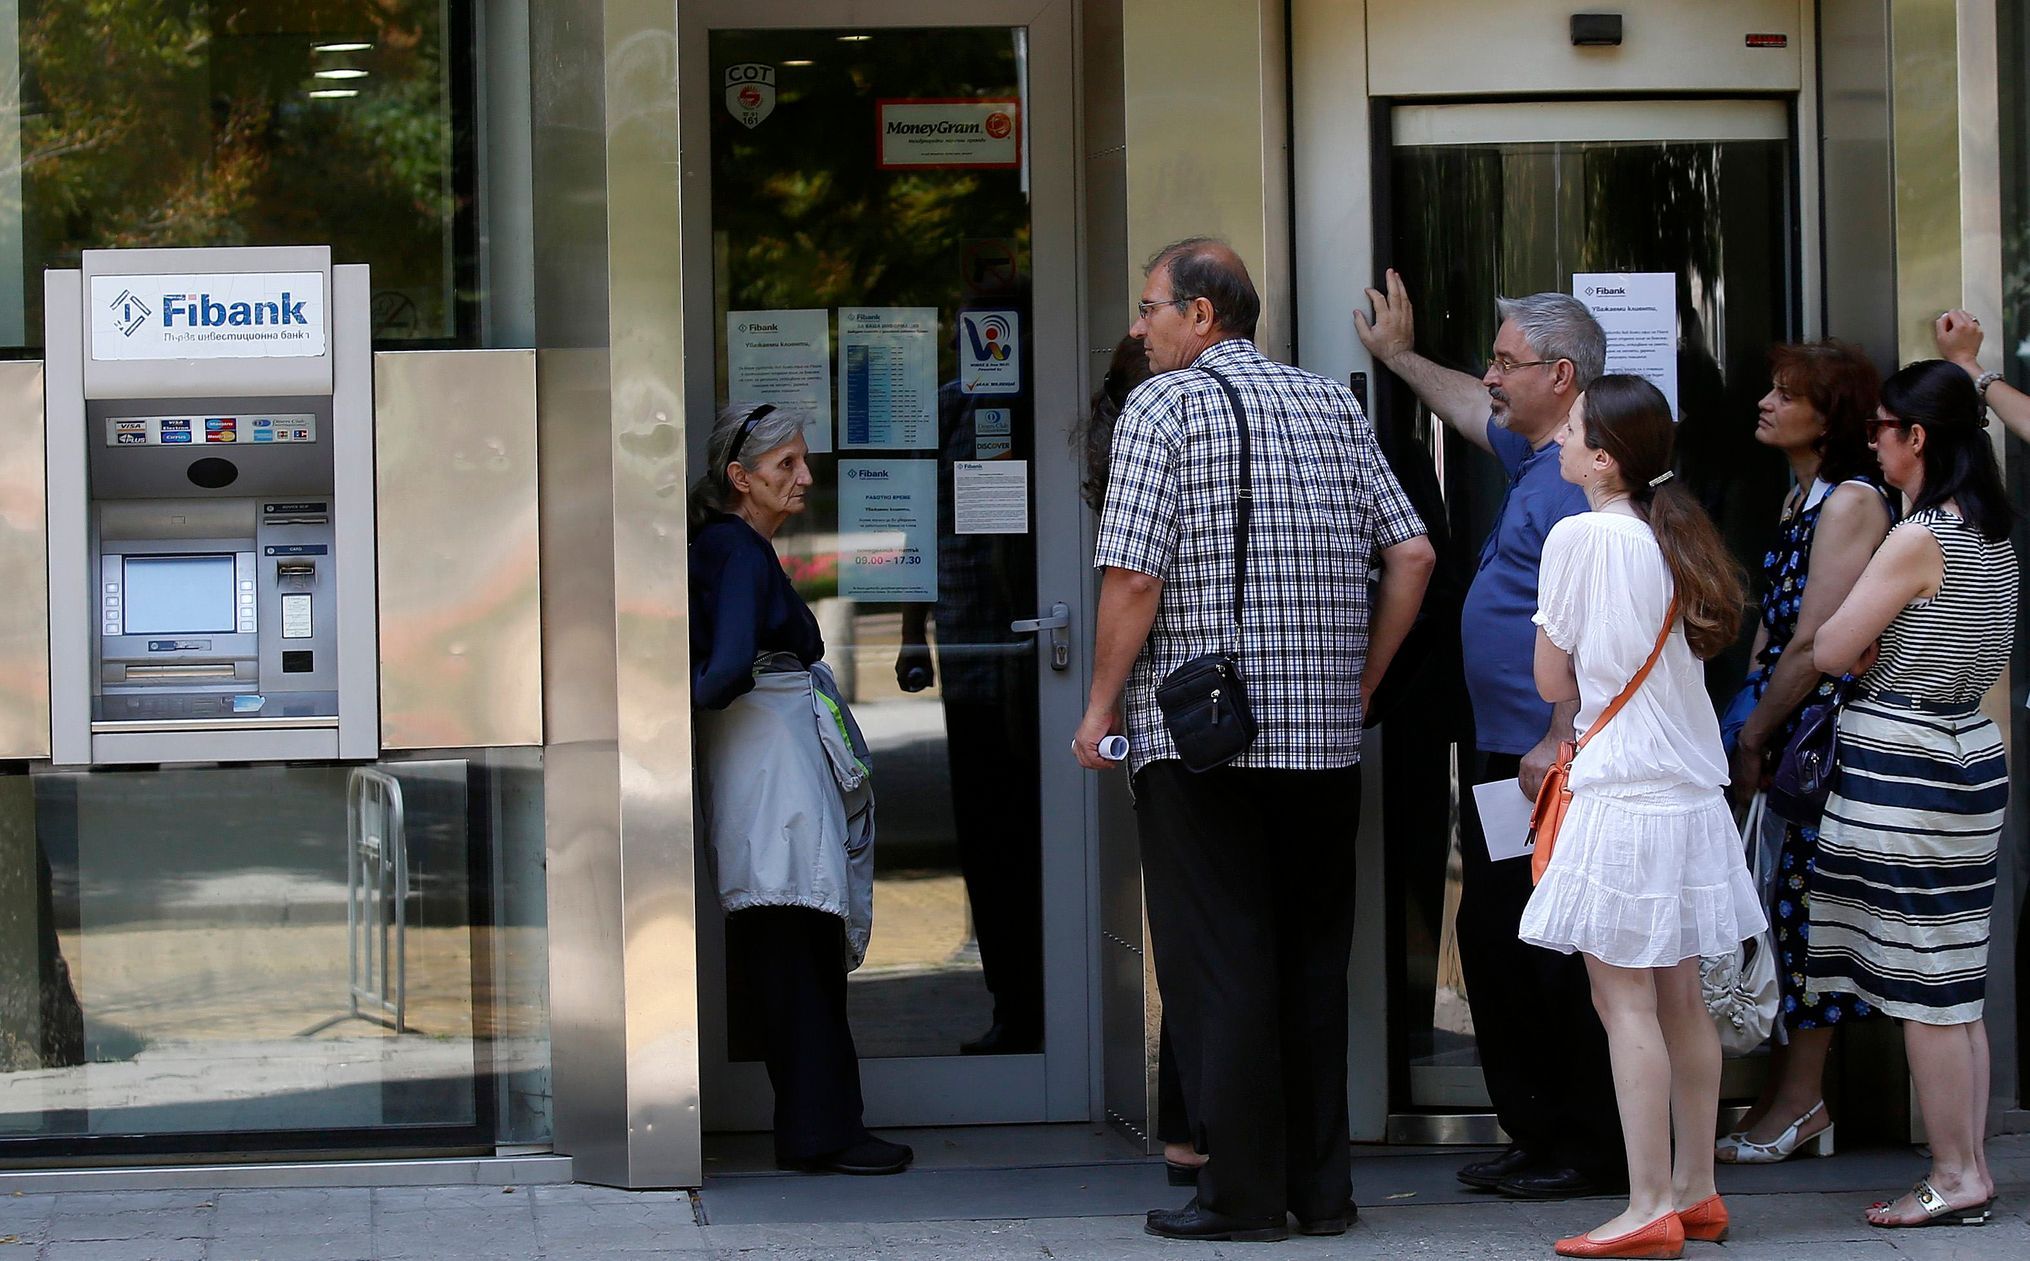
[[109, 289, 151, 337], [724, 63, 776, 129]]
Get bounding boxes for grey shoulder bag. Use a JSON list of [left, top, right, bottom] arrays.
[[1152, 367, 1260, 771]]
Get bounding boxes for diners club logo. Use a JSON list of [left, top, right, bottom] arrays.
[[724, 63, 776, 129]]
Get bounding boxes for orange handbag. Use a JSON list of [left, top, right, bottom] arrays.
[[1528, 597, 1680, 885]]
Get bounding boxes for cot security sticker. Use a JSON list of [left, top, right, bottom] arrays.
[[725, 64, 775, 129]]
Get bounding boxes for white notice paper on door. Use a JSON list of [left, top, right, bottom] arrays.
[[1472, 777, 1537, 864], [837, 307, 938, 449], [839, 459, 937, 601], [1573, 272, 1678, 418], [955, 460, 1027, 534], [727, 309, 832, 453]]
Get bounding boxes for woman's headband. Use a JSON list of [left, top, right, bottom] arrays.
[[726, 404, 778, 475]]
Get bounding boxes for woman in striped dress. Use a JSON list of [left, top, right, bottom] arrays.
[[1810, 360, 2018, 1228]]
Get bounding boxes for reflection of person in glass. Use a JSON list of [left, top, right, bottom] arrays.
[[689, 402, 913, 1176], [896, 379, 1043, 1055]]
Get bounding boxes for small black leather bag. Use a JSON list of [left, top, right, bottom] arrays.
[[1767, 695, 1838, 826], [1154, 367, 1259, 773]]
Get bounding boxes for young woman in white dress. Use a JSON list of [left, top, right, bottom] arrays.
[[1522, 375, 1769, 1260]]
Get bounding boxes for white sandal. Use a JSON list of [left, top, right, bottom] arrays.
[[1726, 1101, 1834, 1164]]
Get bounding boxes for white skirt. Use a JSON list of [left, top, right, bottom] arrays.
[[1519, 784, 1767, 968]]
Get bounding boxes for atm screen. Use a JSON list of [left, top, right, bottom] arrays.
[[123, 554, 236, 634]]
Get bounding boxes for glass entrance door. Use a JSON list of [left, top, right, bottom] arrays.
[[677, 0, 1086, 1129], [1375, 99, 1797, 1124]]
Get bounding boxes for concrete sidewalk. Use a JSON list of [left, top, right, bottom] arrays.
[[0, 1135, 2024, 1260]]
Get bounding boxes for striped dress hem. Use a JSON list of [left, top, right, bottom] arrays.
[[1804, 696, 2005, 1025]]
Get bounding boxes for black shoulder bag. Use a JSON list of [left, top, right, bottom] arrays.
[[1153, 367, 1260, 771]]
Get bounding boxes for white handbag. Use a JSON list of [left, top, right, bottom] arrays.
[[1699, 793, 1780, 1057]]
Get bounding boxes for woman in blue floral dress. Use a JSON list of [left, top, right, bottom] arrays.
[[1715, 342, 1893, 1165]]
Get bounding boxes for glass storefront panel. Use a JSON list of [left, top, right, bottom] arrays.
[[0, 0, 478, 350], [1378, 118, 1794, 1113], [0, 750, 548, 1156], [705, 26, 1041, 1064]]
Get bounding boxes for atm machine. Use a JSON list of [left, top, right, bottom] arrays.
[[42, 245, 378, 765]]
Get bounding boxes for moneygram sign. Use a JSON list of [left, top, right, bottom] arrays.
[[877, 99, 1021, 170], [88, 271, 327, 362]]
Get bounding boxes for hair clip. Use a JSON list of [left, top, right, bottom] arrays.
[[1648, 470, 1675, 488]]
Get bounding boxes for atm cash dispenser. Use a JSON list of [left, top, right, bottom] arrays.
[[43, 245, 378, 765]]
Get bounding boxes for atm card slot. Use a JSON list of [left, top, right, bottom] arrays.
[[124, 663, 238, 680]]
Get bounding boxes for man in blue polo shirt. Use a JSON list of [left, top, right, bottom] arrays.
[[1359, 273, 1625, 1199]]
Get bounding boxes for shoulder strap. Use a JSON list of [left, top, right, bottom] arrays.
[[1199, 366, 1251, 651], [1576, 594, 1680, 751]]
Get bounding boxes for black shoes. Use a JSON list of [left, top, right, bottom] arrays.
[[1458, 1147, 1616, 1200], [1145, 1198, 1289, 1243], [1294, 1201, 1358, 1236], [776, 1134, 914, 1176], [1495, 1166, 1614, 1200], [959, 1020, 1041, 1055], [1457, 1144, 1536, 1189]]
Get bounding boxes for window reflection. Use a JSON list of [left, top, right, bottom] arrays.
[[0, 754, 548, 1152], [3, 0, 474, 350]]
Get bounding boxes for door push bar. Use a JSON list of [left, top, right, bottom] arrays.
[[1012, 601, 1072, 671]]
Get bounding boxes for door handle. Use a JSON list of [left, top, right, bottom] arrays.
[[1011, 601, 1072, 671]]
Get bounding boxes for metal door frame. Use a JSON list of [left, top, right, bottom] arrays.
[[674, 0, 1091, 1129]]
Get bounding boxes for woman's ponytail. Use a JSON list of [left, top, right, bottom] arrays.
[[1580, 376, 1745, 660]]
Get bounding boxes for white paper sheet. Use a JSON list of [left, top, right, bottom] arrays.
[[838, 459, 937, 601], [727, 309, 832, 453], [837, 307, 938, 449], [1471, 777, 1538, 864], [955, 460, 1027, 535], [1573, 272, 1678, 418]]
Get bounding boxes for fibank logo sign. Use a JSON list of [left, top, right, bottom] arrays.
[[89, 271, 326, 363], [108, 289, 151, 336], [845, 467, 890, 481]]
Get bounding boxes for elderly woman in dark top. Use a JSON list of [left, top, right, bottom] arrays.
[[1719, 341, 1892, 1165], [688, 401, 911, 1176]]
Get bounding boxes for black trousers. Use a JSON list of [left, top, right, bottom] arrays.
[[725, 906, 869, 1161], [943, 697, 1044, 1034], [1455, 750, 1625, 1179], [1135, 759, 1363, 1221]]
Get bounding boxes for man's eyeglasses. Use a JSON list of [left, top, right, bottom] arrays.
[[1486, 352, 1560, 376], [1866, 416, 1911, 440], [1137, 296, 1199, 320]]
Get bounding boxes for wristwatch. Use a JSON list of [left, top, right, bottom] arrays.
[[1976, 369, 2004, 406]]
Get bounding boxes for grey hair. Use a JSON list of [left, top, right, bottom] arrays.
[[1495, 293, 1607, 389], [687, 401, 805, 529]]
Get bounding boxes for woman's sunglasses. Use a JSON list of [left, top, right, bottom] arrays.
[[1865, 416, 1911, 441]]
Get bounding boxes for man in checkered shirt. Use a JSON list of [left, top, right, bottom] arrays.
[[1072, 239, 1435, 1241]]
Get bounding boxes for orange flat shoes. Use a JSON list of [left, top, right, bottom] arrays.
[[1676, 1194, 1729, 1242], [1553, 1212, 1686, 1258]]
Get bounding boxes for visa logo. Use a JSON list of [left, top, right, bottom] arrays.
[[162, 292, 308, 328]]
